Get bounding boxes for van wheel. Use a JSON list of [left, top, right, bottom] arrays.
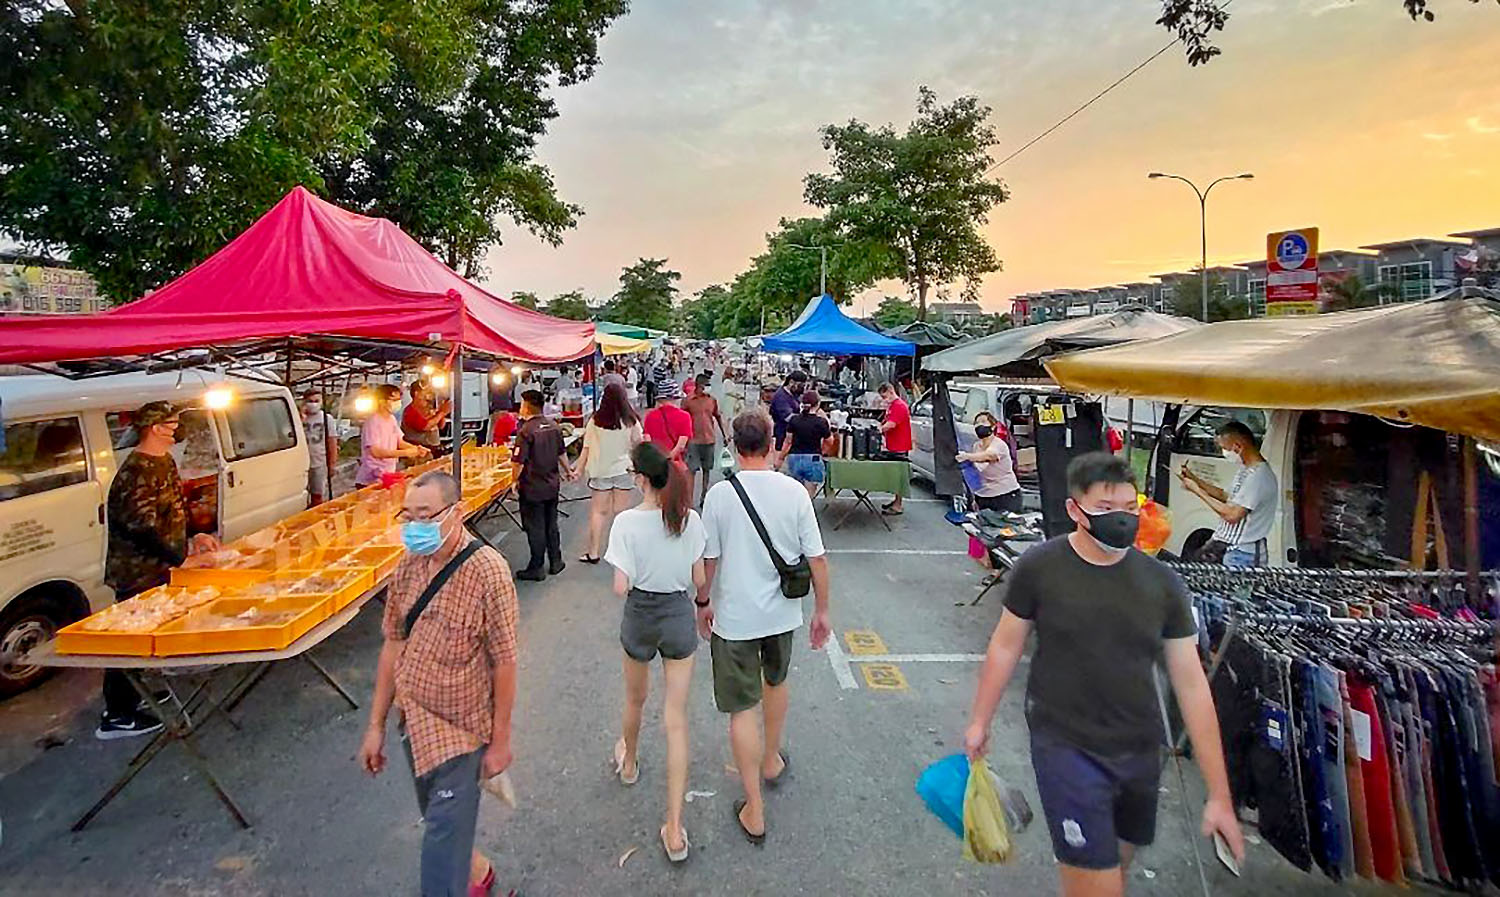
[[0, 595, 66, 699]]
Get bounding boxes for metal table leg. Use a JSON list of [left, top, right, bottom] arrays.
[[301, 652, 359, 710]]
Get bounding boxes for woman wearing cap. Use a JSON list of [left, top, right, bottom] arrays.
[[355, 384, 429, 488], [956, 410, 1022, 512], [778, 390, 831, 499], [574, 382, 643, 564], [603, 442, 705, 863]]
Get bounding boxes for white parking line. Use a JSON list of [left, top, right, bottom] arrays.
[[824, 632, 860, 690], [848, 653, 986, 663], [824, 549, 968, 555]]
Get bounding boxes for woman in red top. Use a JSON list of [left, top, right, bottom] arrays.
[[642, 372, 693, 464]]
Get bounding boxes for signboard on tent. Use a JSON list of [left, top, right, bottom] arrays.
[[1265, 227, 1319, 316]]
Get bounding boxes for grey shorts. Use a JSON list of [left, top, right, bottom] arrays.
[[621, 588, 698, 662], [589, 472, 635, 491], [685, 442, 718, 472], [710, 630, 794, 714]]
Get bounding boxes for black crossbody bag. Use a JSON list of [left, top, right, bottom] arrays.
[[726, 473, 812, 600], [402, 541, 485, 638]]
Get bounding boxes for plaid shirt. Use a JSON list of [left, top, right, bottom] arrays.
[[382, 533, 519, 778]]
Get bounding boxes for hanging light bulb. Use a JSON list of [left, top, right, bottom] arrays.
[[430, 370, 450, 390], [203, 384, 235, 410]]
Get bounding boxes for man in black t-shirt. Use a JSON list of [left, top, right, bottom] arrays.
[[964, 452, 1243, 896], [514, 390, 573, 581]]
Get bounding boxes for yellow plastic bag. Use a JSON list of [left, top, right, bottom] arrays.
[[962, 758, 1013, 864]]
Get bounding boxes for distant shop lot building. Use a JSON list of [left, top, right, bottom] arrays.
[[0, 255, 107, 315], [1009, 226, 1500, 324]]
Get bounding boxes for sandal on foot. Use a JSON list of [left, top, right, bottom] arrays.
[[468, 864, 495, 897], [733, 799, 766, 846], [578, 554, 601, 564], [611, 739, 639, 786], [661, 824, 690, 863], [763, 751, 790, 789]]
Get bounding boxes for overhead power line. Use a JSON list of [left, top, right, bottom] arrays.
[[987, 0, 1233, 173]]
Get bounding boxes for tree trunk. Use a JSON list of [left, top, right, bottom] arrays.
[[917, 278, 929, 321]]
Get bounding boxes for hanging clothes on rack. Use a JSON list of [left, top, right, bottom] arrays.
[[1178, 565, 1499, 891]]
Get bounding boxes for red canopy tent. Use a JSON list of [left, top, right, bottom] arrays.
[[0, 186, 595, 366]]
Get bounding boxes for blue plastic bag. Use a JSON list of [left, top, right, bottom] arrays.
[[916, 753, 969, 838]]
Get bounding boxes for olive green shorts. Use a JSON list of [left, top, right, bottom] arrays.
[[710, 630, 795, 714]]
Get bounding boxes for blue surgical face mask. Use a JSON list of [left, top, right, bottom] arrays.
[[401, 506, 451, 556]]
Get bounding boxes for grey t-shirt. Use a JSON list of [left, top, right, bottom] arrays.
[[1003, 535, 1196, 755]]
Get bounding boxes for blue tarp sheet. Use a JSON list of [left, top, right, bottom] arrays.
[[761, 294, 915, 357]]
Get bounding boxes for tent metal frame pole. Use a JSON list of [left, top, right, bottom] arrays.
[[451, 345, 464, 483]]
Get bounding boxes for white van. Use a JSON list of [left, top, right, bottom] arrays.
[[0, 372, 309, 697], [1149, 406, 1492, 569]]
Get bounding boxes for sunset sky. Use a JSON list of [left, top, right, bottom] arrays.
[[485, 0, 1500, 317]]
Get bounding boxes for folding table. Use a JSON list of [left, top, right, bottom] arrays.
[[23, 587, 381, 832], [822, 458, 910, 531]]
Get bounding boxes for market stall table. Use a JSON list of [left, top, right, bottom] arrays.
[[22, 586, 380, 831], [822, 458, 910, 531], [959, 510, 1044, 605]]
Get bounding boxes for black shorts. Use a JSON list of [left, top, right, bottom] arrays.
[[710, 631, 794, 713], [1030, 727, 1161, 869], [975, 491, 1023, 513]]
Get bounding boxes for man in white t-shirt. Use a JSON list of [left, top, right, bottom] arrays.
[[696, 410, 831, 844], [1179, 420, 1280, 567]]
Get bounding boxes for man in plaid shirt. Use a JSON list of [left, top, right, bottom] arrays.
[[359, 471, 519, 897]]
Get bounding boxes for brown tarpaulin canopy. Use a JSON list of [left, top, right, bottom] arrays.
[[1044, 284, 1500, 442]]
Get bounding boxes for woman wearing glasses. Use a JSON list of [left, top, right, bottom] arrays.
[[603, 442, 705, 863]]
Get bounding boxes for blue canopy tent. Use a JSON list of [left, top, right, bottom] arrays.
[[761, 294, 915, 357]]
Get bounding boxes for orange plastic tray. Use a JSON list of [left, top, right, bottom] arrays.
[[326, 546, 404, 581], [169, 551, 286, 589], [56, 619, 154, 657], [152, 594, 328, 657], [279, 567, 376, 612]]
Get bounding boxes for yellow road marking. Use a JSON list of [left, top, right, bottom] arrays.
[[859, 663, 909, 691], [844, 630, 888, 655]]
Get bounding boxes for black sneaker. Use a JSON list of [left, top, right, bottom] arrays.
[[514, 568, 546, 582], [95, 711, 163, 741], [548, 560, 567, 576]]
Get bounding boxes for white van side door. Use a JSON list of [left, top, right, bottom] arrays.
[[1164, 407, 1270, 557], [215, 395, 308, 541], [0, 415, 105, 600]]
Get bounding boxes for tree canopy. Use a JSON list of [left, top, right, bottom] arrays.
[[544, 290, 594, 321], [511, 291, 540, 311], [1160, 0, 1488, 66], [0, 0, 627, 301], [872, 295, 919, 330], [805, 87, 1008, 320], [607, 258, 679, 332]]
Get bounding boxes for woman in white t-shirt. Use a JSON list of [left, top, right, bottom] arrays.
[[603, 442, 705, 864], [574, 382, 643, 563]]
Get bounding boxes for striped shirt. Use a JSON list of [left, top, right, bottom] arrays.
[[1212, 461, 1279, 548]]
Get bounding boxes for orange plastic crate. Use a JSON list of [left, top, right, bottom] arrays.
[[153, 594, 328, 657], [326, 545, 404, 581], [169, 550, 286, 588]]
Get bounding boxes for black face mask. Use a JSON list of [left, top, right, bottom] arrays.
[[1080, 507, 1140, 551], [974, 425, 994, 439]]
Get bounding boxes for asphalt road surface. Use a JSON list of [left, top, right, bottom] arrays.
[[0, 478, 1409, 896]]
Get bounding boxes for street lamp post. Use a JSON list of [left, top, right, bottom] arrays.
[[785, 243, 834, 296], [1148, 171, 1254, 321]]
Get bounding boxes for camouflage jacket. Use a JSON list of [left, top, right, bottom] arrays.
[[105, 451, 187, 598]]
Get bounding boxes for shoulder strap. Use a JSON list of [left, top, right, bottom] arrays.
[[726, 473, 790, 575], [402, 541, 485, 639]]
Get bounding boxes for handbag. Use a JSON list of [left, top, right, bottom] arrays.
[[402, 541, 485, 638], [726, 473, 812, 599]]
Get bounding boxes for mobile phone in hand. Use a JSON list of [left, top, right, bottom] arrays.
[[1213, 832, 1241, 877]]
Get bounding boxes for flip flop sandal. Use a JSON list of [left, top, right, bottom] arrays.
[[763, 752, 790, 789], [468, 864, 495, 897], [661, 824, 690, 863], [578, 554, 601, 564], [611, 739, 640, 786], [732, 799, 766, 846]]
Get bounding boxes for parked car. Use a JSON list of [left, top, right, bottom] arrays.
[[909, 380, 1061, 505], [0, 371, 309, 698]]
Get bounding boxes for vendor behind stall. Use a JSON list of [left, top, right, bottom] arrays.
[[877, 382, 912, 516], [357, 385, 430, 487], [99, 401, 219, 740], [302, 389, 339, 505], [1178, 420, 1279, 567], [401, 380, 450, 458], [958, 410, 1022, 513]]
